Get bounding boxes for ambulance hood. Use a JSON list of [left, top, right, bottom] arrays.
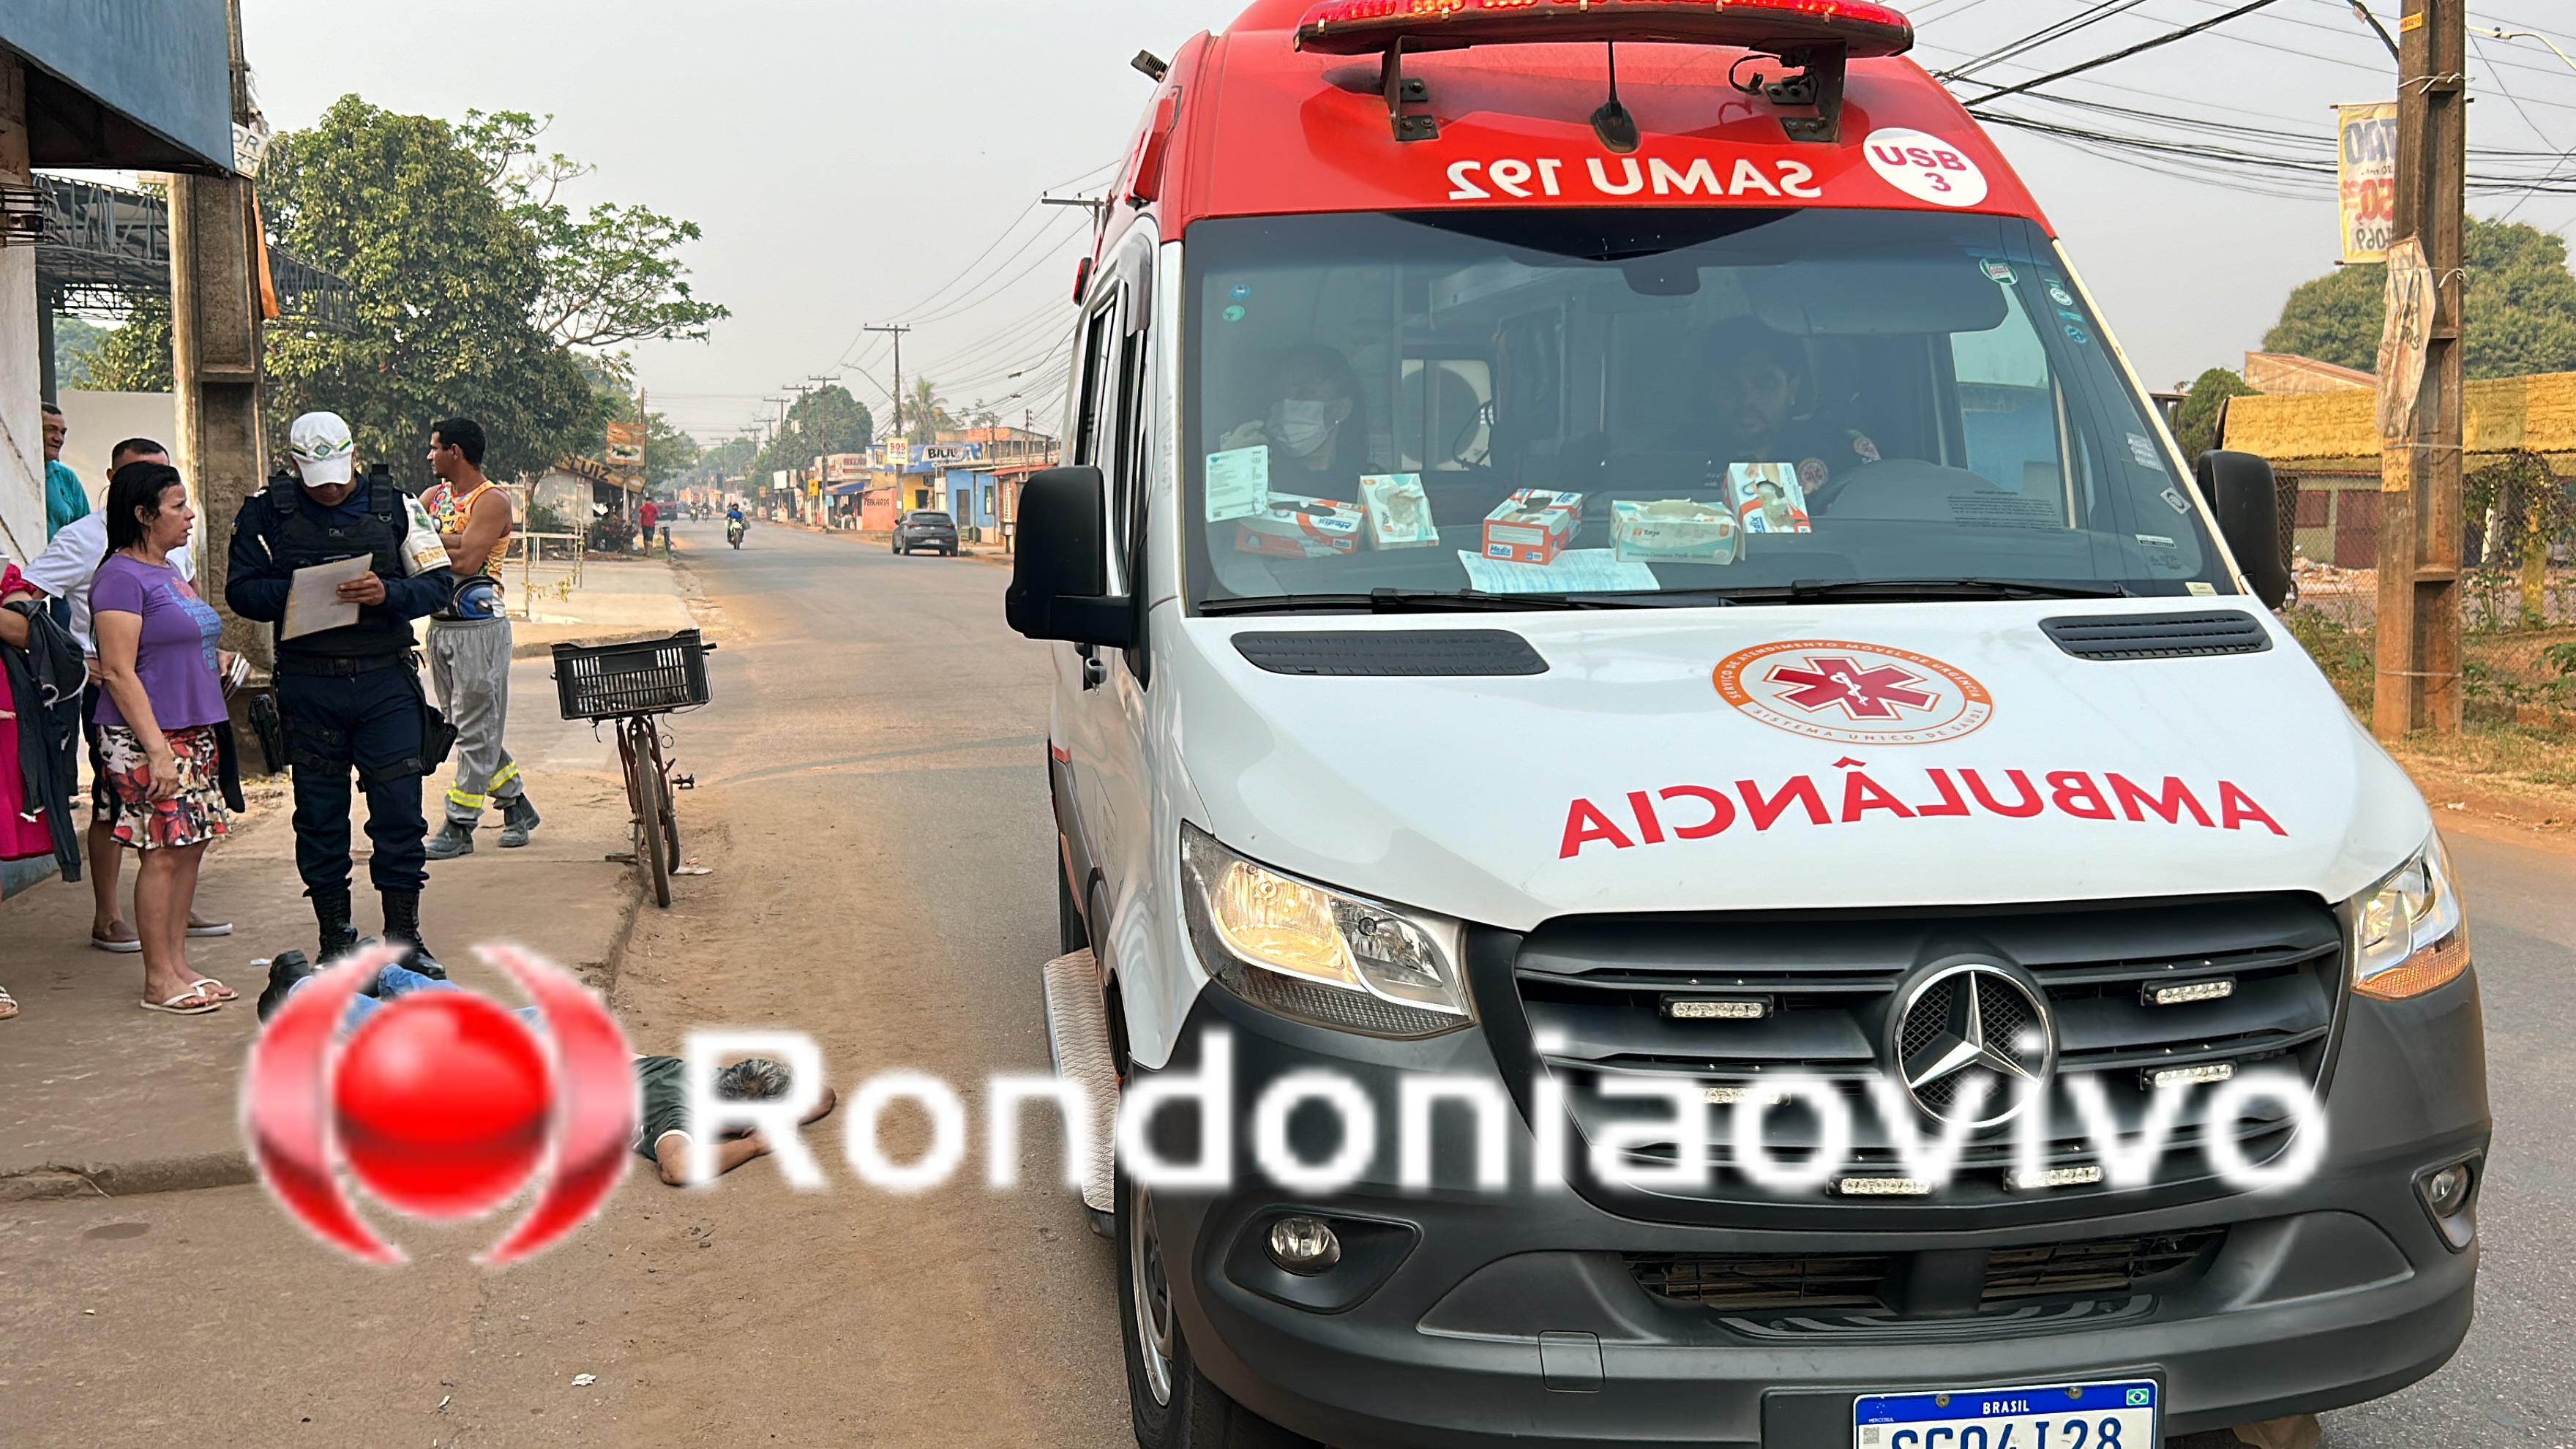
[[1173, 602, 2427, 932]]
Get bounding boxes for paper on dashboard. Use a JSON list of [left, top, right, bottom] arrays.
[[282, 555, 375, 640], [1458, 548, 1658, 596]]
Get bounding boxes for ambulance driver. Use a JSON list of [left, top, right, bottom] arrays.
[[1702, 318, 1879, 506], [1218, 344, 1373, 497]]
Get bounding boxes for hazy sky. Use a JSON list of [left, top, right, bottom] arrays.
[[233, 0, 2576, 441]]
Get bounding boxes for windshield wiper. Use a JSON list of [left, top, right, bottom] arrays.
[[1747, 577, 2133, 604], [1200, 588, 1655, 616]]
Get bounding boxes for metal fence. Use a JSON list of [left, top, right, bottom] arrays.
[[503, 531, 588, 621], [2283, 454, 2576, 735]]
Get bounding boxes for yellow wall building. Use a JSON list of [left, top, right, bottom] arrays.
[[2222, 371, 2576, 568]]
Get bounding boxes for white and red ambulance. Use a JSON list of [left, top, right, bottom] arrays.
[[1008, 4, 2487, 1447]]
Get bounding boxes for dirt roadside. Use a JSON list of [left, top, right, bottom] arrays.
[[2389, 752, 2576, 855]]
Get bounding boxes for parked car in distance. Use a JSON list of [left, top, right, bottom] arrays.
[[894, 510, 959, 556]]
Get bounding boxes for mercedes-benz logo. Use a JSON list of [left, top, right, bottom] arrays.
[[1891, 962, 2056, 1129]]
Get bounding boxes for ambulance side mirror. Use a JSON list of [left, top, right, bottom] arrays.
[[1006, 467, 1135, 648], [2195, 450, 2290, 612]]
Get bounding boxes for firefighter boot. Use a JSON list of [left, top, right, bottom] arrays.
[[498, 795, 542, 850]]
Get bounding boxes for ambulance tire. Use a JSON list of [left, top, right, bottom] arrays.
[[1059, 855, 1089, 956], [1117, 1165, 1312, 1449]]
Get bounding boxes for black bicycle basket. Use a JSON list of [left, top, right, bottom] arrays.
[[552, 630, 711, 720]]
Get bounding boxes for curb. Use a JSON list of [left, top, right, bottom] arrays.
[[0, 1150, 257, 1203], [511, 628, 689, 661]]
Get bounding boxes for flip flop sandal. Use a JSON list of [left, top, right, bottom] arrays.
[[188, 978, 239, 1003], [0, 986, 18, 1022], [91, 933, 145, 954], [187, 920, 236, 938], [140, 992, 221, 1016]]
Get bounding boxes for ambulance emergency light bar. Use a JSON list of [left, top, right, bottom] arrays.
[[1295, 0, 1914, 144], [1294, 0, 1914, 59]]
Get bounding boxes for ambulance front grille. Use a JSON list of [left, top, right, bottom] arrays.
[[1504, 892, 2341, 1214]]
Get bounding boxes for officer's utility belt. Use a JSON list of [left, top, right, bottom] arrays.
[[273, 651, 412, 678]]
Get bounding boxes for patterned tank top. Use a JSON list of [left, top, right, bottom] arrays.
[[422, 479, 509, 583]]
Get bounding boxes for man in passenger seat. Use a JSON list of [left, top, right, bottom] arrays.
[[1701, 318, 1880, 508]]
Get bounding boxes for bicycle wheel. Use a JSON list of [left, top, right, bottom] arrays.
[[655, 734, 682, 873], [615, 722, 646, 829], [630, 724, 672, 908]]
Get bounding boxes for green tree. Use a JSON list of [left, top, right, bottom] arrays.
[[907, 375, 954, 443], [50, 315, 112, 390], [699, 436, 756, 487], [260, 97, 601, 481], [460, 111, 729, 349], [82, 301, 174, 393], [2264, 217, 2576, 381], [2174, 367, 2260, 458], [753, 385, 874, 479]]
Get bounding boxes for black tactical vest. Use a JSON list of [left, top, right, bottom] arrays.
[[261, 474, 415, 664]]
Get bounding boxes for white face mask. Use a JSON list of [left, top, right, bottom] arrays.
[[1270, 400, 1335, 458]]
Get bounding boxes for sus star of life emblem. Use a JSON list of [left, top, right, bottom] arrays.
[[1714, 640, 1994, 745]]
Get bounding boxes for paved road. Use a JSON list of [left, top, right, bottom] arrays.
[[2, 521, 2565, 1448], [2328, 826, 2576, 1448]]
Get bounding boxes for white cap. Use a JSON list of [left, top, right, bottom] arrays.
[[287, 412, 356, 488]]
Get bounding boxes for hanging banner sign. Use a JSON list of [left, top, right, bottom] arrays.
[[604, 422, 646, 468], [2337, 102, 2398, 265]]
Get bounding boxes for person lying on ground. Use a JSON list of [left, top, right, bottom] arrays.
[[258, 953, 839, 1184]]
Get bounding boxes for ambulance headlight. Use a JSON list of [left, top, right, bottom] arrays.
[[1180, 823, 1472, 1036], [2349, 835, 2472, 1001]]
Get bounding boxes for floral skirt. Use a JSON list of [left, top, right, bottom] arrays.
[[100, 724, 231, 851]]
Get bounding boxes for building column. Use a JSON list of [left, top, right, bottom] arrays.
[[171, 0, 269, 665], [0, 55, 45, 566], [0, 55, 50, 894]]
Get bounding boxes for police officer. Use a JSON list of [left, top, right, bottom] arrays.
[[226, 412, 457, 966]]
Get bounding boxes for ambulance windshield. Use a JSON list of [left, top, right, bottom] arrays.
[[1170, 208, 2228, 611]]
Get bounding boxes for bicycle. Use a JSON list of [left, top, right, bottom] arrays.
[[551, 631, 714, 908]]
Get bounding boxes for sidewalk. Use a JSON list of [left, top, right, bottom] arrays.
[[510, 550, 703, 656], [0, 558, 700, 1202]]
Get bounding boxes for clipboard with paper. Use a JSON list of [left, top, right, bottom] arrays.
[[282, 555, 375, 640]]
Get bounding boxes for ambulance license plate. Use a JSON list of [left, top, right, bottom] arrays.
[[1852, 1379, 2156, 1448]]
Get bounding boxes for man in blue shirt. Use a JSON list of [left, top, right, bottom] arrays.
[[42, 403, 91, 539]]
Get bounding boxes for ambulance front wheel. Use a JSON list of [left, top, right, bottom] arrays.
[[1117, 1166, 1309, 1449]]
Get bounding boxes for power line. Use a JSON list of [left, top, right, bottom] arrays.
[[2470, 30, 2576, 221], [1937, 1, 2153, 84], [1912, 34, 2332, 128], [1962, 0, 2294, 105], [907, 207, 1091, 326]]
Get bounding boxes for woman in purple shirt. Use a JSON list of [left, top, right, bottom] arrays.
[[92, 462, 237, 1016]]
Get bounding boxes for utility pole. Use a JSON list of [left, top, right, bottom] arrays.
[[2373, 0, 2466, 740], [176, 0, 270, 667], [1041, 194, 1112, 220], [864, 323, 911, 438]]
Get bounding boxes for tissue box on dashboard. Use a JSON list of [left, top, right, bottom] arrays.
[[1234, 494, 1363, 558], [1612, 498, 1740, 565], [1359, 473, 1440, 550], [1480, 490, 1582, 565]]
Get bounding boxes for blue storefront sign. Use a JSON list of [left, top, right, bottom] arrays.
[[8, 0, 236, 171]]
